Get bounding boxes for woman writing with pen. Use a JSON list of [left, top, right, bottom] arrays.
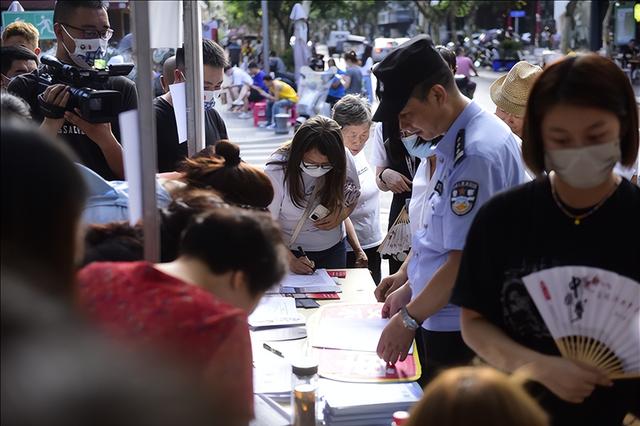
[[265, 116, 361, 274]]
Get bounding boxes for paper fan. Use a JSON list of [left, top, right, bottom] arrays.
[[522, 266, 640, 379], [378, 206, 411, 256]]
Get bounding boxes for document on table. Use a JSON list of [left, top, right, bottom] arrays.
[[321, 379, 422, 415], [248, 296, 305, 329], [279, 269, 336, 288], [312, 317, 413, 354]]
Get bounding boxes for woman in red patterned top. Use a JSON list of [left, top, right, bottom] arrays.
[[77, 207, 289, 425]]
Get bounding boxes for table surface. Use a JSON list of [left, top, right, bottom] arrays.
[[251, 268, 379, 423], [253, 268, 378, 353], [301, 268, 378, 316]]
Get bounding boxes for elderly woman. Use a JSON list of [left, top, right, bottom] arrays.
[[490, 61, 542, 138], [332, 94, 382, 284]]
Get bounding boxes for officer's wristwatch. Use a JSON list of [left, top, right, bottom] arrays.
[[400, 306, 422, 331]]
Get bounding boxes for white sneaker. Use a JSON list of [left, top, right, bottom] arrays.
[[239, 112, 252, 119], [232, 99, 244, 106], [265, 123, 276, 129], [258, 122, 271, 128]]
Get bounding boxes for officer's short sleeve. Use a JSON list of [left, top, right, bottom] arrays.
[[442, 155, 504, 251]]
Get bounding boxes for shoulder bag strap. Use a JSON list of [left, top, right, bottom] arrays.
[[288, 178, 323, 247]]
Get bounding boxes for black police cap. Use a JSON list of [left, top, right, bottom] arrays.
[[372, 35, 450, 122]]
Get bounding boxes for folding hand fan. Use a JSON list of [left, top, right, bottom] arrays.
[[378, 206, 411, 257], [522, 266, 640, 379]]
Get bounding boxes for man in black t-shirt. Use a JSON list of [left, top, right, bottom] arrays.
[[153, 40, 228, 172], [7, 1, 137, 181]]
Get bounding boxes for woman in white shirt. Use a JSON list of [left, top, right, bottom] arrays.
[[265, 116, 361, 274], [332, 95, 383, 284]]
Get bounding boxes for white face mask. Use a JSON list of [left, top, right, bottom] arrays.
[[401, 132, 436, 159], [61, 25, 108, 69], [203, 89, 221, 111], [544, 140, 621, 189], [300, 162, 332, 178]]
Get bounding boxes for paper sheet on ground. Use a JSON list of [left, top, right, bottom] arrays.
[[168, 81, 187, 143], [249, 296, 305, 329], [279, 269, 335, 288], [118, 109, 142, 225], [312, 317, 412, 354]]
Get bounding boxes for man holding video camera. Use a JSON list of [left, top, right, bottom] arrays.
[[7, 1, 137, 180]]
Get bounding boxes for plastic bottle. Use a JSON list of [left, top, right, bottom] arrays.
[[291, 361, 319, 426]]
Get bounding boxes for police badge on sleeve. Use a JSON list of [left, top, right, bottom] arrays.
[[450, 181, 479, 216]]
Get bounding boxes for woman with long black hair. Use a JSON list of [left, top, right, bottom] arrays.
[[265, 115, 361, 274]]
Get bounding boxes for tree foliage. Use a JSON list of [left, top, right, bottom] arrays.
[[223, 0, 388, 51]]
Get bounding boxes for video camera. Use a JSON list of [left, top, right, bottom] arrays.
[[37, 55, 134, 123]]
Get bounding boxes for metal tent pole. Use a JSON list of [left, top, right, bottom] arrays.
[[183, 0, 205, 156], [130, 0, 160, 262], [262, 0, 270, 73]]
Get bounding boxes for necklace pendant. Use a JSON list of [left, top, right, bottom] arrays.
[[574, 218, 581, 225]]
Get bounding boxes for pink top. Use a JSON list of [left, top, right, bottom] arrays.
[[455, 56, 474, 77]]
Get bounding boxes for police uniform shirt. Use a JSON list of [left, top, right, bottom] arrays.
[[408, 156, 433, 236], [265, 148, 361, 252], [347, 151, 382, 251], [407, 101, 526, 332]]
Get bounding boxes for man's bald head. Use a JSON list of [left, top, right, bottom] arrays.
[[160, 55, 176, 93]]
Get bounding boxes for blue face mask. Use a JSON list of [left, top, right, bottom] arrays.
[[401, 133, 434, 159]]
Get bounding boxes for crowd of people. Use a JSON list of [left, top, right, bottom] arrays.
[[2, 1, 639, 425]]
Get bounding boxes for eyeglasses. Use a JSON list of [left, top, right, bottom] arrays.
[[61, 23, 113, 41], [301, 161, 333, 170]]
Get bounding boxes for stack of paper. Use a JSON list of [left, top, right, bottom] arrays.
[[248, 296, 306, 330], [278, 269, 342, 294], [321, 380, 422, 426]]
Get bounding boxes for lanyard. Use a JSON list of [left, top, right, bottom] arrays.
[[404, 154, 417, 179], [288, 178, 323, 247]]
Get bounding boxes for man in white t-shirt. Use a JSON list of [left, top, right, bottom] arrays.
[[223, 65, 253, 111]]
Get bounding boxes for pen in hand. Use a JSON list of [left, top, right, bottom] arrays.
[[297, 246, 316, 272]]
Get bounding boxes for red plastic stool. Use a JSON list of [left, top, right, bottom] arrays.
[[288, 104, 298, 126], [251, 101, 267, 127]]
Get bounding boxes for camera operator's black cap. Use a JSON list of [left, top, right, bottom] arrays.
[[372, 34, 450, 122]]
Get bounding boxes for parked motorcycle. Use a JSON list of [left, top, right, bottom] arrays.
[[293, 65, 337, 132]]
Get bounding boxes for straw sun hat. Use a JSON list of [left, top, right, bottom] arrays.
[[490, 61, 543, 117]]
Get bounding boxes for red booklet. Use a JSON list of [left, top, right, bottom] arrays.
[[327, 270, 347, 278], [306, 292, 340, 300]]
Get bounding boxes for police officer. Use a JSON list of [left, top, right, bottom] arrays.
[[374, 35, 526, 383]]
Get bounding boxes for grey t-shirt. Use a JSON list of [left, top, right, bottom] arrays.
[[345, 66, 362, 95]]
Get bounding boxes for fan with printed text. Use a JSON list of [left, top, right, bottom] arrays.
[[522, 266, 640, 379], [378, 206, 411, 258]]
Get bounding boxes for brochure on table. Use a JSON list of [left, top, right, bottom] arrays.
[[309, 303, 421, 383]]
